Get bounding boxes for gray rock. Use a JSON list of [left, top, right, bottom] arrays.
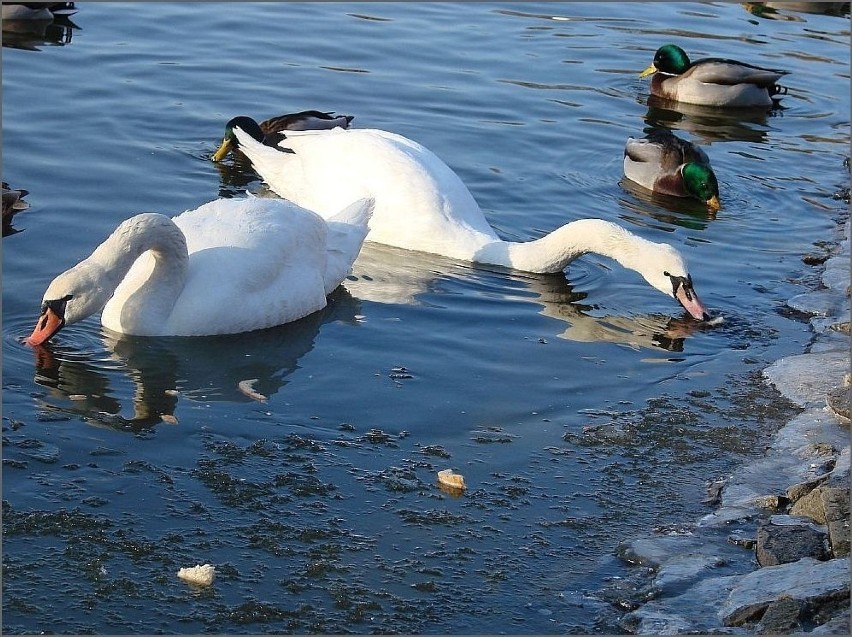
[[788, 483, 850, 559], [786, 473, 830, 501], [719, 557, 849, 626], [790, 486, 829, 523], [755, 595, 801, 634], [756, 520, 830, 566], [810, 607, 850, 634], [826, 386, 850, 423], [752, 494, 790, 511], [821, 487, 850, 557]]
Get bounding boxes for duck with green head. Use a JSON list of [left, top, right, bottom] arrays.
[[640, 44, 788, 107], [212, 111, 354, 161], [623, 128, 720, 211]]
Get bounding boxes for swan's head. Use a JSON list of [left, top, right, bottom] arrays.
[[681, 163, 720, 211], [640, 242, 709, 321], [640, 44, 691, 78], [212, 116, 265, 161], [24, 262, 111, 346]]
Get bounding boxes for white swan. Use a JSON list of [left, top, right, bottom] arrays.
[[226, 123, 709, 320], [25, 196, 374, 345]]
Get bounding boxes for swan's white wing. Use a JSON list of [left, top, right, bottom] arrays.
[[102, 198, 332, 336], [236, 127, 500, 261], [168, 198, 330, 334]]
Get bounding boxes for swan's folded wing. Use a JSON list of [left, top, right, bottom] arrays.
[[168, 200, 331, 334]]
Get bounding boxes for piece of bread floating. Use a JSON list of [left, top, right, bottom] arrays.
[[437, 468, 466, 491], [177, 564, 216, 586]]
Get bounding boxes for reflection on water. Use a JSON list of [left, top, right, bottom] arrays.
[[211, 153, 263, 198], [20, 231, 706, 436], [643, 95, 783, 144], [1, 12, 79, 52], [30, 289, 361, 432], [742, 2, 850, 21], [347, 242, 698, 351], [619, 178, 718, 226], [520, 273, 702, 351]]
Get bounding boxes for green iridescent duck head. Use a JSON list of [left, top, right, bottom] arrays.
[[640, 44, 692, 78], [681, 162, 720, 210]]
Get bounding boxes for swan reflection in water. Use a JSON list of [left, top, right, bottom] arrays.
[[30, 288, 362, 432], [521, 272, 702, 351], [31, 242, 704, 431], [345, 242, 702, 351]]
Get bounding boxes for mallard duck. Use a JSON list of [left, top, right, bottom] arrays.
[[640, 44, 789, 107], [3, 182, 30, 236], [623, 128, 720, 210], [219, 125, 710, 321], [24, 195, 374, 344], [212, 112, 354, 161]]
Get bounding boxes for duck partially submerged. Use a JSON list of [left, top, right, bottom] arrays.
[[24, 195, 374, 344], [212, 112, 354, 161], [623, 128, 720, 210], [221, 125, 711, 321], [640, 44, 789, 107]]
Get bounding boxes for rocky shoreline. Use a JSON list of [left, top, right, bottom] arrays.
[[608, 211, 850, 635]]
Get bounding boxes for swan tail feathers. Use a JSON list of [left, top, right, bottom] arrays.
[[327, 196, 375, 230], [322, 197, 375, 294]]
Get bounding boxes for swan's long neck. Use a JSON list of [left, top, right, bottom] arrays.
[[476, 219, 659, 275], [59, 213, 188, 330]]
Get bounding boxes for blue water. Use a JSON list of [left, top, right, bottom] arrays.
[[2, 2, 849, 633]]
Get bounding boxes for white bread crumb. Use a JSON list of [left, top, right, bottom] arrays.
[[177, 563, 216, 586], [437, 468, 466, 491]]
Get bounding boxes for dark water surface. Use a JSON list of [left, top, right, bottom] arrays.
[[2, 2, 849, 633]]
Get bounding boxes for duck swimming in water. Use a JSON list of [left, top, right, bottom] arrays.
[[623, 128, 720, 210], [640, 44, 788, 107]]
